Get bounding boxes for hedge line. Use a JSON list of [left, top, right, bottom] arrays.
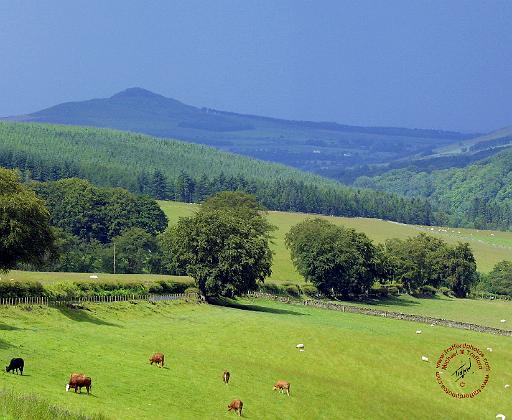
[[0, 279, 194, 300]]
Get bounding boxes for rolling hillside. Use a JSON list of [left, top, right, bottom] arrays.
[[0, 121, 435, 225], [1, 299, 510, 419], [354, 147, 512, 230], [158, 201, 512, 279], [3, 87, 473, 174]]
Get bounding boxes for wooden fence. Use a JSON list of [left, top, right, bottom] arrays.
[[0, 293, 198, 307]]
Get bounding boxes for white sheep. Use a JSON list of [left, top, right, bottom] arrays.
[[487, 347, 493, 352], [496, 414, 505, 420], [500, 319, 507, 323], [296, 344, 304, 349], [421, 356, 429, 362]]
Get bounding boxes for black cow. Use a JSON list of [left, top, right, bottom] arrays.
[[6, 358, 24, 375]]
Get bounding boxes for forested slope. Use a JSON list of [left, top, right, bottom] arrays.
[[354, 148, 512, 229], [4, 87, 471, 174], [0, 122, 434, 224]]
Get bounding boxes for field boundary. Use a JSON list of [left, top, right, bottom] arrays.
[[0, 293, 198, 307], [246, 292, 512, 336]]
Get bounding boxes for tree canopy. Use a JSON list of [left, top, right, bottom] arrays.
[[486, 260, 512, 297], [382, 234, 477, 297], [0, 167, 54, 272], [159, 192, 274, 297], [285, 218, 380, 298], [32, 178, 168, 243]]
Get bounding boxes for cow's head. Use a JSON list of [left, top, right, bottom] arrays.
[[5, 366, 11, 373], [66, 384, 70, 392]]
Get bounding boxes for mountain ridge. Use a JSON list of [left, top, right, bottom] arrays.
[[2, 87, 478, 174]]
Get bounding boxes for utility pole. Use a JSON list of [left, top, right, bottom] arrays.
[[113, 243, 116, 274]]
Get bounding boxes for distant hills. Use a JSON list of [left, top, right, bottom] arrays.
[[354, 144, 512, 230], [3, 87, 476, 175]]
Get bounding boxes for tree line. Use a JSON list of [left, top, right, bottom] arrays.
[[354, 148, 512, 230], [3, 167, 510, 299], [286, 219, 478, 298], [0, 121, 435, 225]]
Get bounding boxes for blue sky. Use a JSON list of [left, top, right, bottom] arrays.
[[0, 0, 511, 132]]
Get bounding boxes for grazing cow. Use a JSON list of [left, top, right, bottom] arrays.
[[273, 380, 291, 396], [149, 352, 165, 368], [223, 370, 230, 385], [5, 358, 24, 375], [227, 399, 243, 416], [66, 373, 92, 394]]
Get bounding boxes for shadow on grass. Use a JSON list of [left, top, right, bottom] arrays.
[[209, 297, 308, 316], [0, 339, 13, 349], [55, 306, 121, 327], [346, 295, 446, 308], [0, 322, 22, 331]]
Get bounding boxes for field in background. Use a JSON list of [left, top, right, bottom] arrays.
[[1, 271, 192, 286], [328, 294, 512, 330], [1, 299, 510, 419], [158, 201, 512, 281]]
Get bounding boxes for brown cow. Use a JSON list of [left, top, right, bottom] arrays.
[[227, 399, 243, 416], [223, 369, 230, 385], [66, 373, 92, 394], [149, 352, 164, 368], [273, 380, 291, 396]]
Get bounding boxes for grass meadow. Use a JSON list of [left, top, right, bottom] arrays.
[[158, 200, 512, 282], [1, 299, 511, 419], [0, 271, 192, 287]]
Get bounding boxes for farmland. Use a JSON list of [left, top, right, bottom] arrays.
[[158, 200, 512, 281], [1, 299, 511, 419]]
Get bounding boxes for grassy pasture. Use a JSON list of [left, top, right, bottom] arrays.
[[9, 201, 509, 287], [329, 294, 512, 330], [0, 271, 192, 286], [0, 299, 511, 419], [158, 201, 512, 282]]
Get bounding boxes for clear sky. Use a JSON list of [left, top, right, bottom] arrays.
[[0, 0, 510, 132]]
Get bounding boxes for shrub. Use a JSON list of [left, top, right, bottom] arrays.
[[282, 282, 301, 297], [370, 284, 389, 298], [384, 286, 399, 296], [184, 286, 200, 295], [413, 285, 437, 297], [438, 286, 454, 297], [149, 280, 191, 294], [0, 281, 45, 298], [300, 284, 319, 297], [44, 283, 82, 300], [259, 283, 283, 295]]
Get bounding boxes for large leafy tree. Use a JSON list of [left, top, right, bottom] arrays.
[[0, 167, 54, 272], [486, 260, 512, 297], [285, 218, 379, 298], [383, 234, 448, 293], [159, 192, 274, 297], [442, 242, 477, 298], [112, 228, 160, 274], [32, 178, 167, 243]]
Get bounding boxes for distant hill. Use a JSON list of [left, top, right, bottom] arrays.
[[3, 87, 475, 174], [354, 146, 512, 230], [0, 121, 435, 225], [326, 126, 512, 183]]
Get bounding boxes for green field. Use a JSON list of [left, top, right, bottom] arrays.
[[1, 271, 192, 286], [1, 299, 511, 419], [10, 200, 510, 288], [326, 294, 512, 330], [158, 200, 512, 281]]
